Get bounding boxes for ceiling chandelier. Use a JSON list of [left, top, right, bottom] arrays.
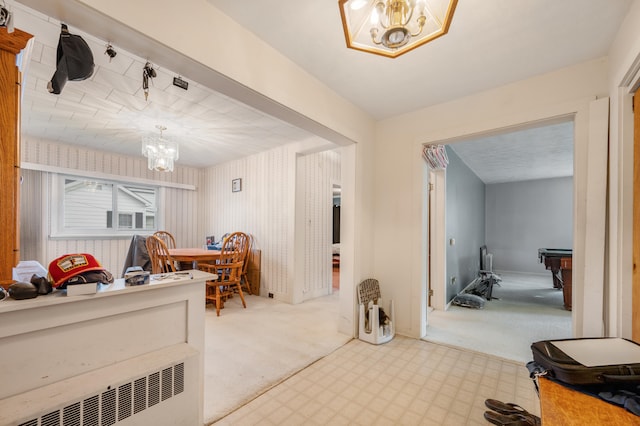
[[338, 0, 457, 58], [141, 125, 179, 172]]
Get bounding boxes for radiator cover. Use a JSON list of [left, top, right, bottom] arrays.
[[1, 344, 199, 426]]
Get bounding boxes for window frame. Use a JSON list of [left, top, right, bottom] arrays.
[[50, 174, 162, 239]]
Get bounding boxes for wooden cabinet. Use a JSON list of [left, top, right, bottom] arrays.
[[0, 28, 32, 289]]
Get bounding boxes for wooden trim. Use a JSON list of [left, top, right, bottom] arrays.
[[0, 28, 32, 55], [0, 27, 33, 289], [633, 88, 640, 342]]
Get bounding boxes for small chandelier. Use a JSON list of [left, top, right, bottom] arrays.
[[142, 125, 179, 172], [339, 0, 457, 58]]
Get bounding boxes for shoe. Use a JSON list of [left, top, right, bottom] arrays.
[[484, 411, 539, 426], [484, 399, 541, 425]]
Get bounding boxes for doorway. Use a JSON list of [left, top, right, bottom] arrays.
[[425, 117, 575, 360], [332, 184, 341, 292]]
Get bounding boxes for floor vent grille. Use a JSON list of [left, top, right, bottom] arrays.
[[16, 362, 185, 426]]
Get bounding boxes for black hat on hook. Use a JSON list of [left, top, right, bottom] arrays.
[[47, 24, 95, 95]]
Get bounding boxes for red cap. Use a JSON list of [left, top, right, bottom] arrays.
[[48, 253, 105, 288]]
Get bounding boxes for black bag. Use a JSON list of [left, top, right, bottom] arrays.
[[531, 338, 640, 386], [7, 282, 38, 300]]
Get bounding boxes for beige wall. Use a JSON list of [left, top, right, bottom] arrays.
[[606, 0, 640, 339]]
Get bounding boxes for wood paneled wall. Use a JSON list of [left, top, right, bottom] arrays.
[[20, 137, 201, 278], [202, 145, 340, 301], [202, 145, 294, 298], [300, 150, 341, 300]]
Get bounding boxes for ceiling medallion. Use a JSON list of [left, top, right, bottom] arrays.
[[339, 0, 457, 58]]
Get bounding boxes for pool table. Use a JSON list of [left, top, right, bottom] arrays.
[[538, 248, 572, 310]]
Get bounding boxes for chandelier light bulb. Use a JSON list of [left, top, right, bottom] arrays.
[[371, 2, 384, 25], [155, 157, 168, 171]]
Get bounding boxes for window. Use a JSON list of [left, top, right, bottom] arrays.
[[51, 175, 159, 237]]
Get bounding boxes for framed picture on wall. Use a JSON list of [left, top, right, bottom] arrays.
[[232, 178, 242, 192]]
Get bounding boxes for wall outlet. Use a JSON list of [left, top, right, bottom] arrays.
[[268, 292, 274, 298], [450, 276, 456, 285]]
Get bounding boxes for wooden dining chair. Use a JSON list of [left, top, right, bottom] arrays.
[[146, 235, 177, 274], [239, 233, 253, 294], [154, 230, 192, 270], [153, 230, 176, 249], [226, 232, 251, 294], [198, 232, 248, 316]]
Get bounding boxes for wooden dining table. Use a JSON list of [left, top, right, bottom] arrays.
[[168, 248, 221, 269]]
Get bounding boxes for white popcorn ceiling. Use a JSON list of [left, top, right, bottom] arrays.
[[448, 120, 574, 184]]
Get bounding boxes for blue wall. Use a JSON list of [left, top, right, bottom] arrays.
[[486, 177, 573, 273], [445, 147, 486, 302]]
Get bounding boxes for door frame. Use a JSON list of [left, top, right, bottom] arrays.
[[633, 88, 640, 341], [423, 107, 606, 338]]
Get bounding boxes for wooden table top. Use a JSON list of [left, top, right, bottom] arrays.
[[168, 248, 221, 262], [539, 377, 640, 425]]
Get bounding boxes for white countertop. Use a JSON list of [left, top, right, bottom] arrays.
[[0, 269, 215, 314]]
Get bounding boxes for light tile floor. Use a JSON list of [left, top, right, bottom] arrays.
[[212, 336, 540, 425]]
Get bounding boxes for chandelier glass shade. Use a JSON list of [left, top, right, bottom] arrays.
[[142, 126, 179, 172], [338, 0, 457, 58]]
